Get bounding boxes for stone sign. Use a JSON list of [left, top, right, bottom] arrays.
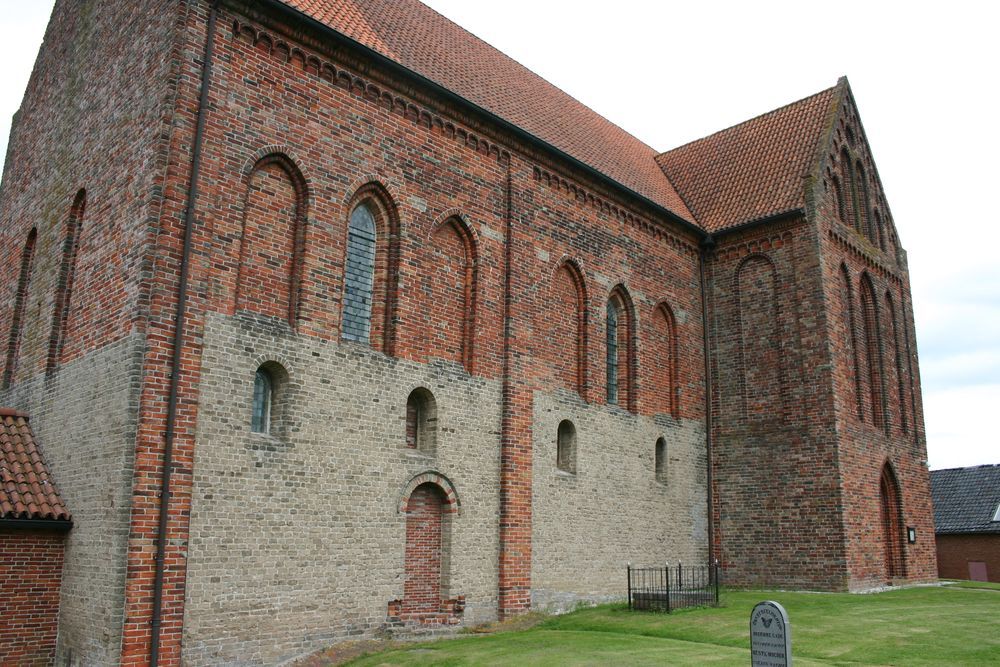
[[750, 600, 791, 667]]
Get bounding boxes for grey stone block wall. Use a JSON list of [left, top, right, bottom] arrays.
[[0, 333, 143, 666], [530, 390, 708, 613], [182, 312, 502, 665]]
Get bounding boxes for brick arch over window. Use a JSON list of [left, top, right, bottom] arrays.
[[3, 228, 37, 388], [735, 254, 783, 420], [235, 154, 308, 326], [397, 472, 460, 514], [606, 285, 636, 412], [859, 273, 886, 430], [47, 189, 86, 375], [879, 461, 905, 581], [839, 264, 863, 421], [549, 259, 587, 396], [342, 181, 400, 355], [649, 301, 679, 418], [415, 215, 477, 371]]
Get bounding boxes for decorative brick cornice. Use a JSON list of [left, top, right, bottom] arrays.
[[713, 230, 795, 264], [532, 166, 698, 256], [230, 20, 510, 166], [829, 227, 902, 285]]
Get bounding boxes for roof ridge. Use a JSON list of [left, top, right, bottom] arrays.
[[932, 463, 1000, 472], [658, 84, 839, 157]]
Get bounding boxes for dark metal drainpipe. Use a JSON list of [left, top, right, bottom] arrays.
[[698, 236, 716, 566], [150, 1, 220, 664]]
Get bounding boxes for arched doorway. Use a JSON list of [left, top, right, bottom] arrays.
[[403, 482, 449, 616], [879, 463, 905, 582]]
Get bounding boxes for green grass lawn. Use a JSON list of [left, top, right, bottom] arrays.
[[343, 587, 1000, 666]]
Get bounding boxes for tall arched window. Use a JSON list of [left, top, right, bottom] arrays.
[[47, 189, 86, 375], [841, 148, 860, 234], [885, 291, 909, 434], [856, 161, 875, 244], [252, 367, 273, 434], [650, 303, 679, 418], [3, 229, 37, 389], [606, 287, 634, 410], [556, 420, 577, 474], [551, 261, 587, 396], [840, 264, 863, 421], [342, 203, 377, 342]]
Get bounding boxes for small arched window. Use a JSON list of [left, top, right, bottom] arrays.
[[252, 367, 273, 434], [342, 203, 377, 343], [405, 387, 438, 455], [556, 420, 577, 474], [655, 437, 667, 484], [606, 297, 621, 404]]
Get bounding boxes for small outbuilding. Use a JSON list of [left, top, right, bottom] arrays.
[[0, 408, 72, 665], [930, 464, 1000, 582]]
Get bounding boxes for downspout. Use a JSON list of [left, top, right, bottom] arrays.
[[150, 1, 220, 663], [698, 235, 716, 567], [497, 155, 516, 619]]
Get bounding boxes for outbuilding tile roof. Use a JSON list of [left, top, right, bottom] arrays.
[[279, 0, 695, 222], [0, 408, 71, 522], [656, 85, 840, 233], [930, 465, 1000, 535]]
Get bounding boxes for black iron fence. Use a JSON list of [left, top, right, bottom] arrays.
[[627, 561, 720, 612]]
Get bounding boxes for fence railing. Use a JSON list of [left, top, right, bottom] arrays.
[[627, 561, 720, 612]]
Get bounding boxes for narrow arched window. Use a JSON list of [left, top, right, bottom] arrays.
[[47, 190, 86, 374], [342, 203, 377, 343], [252, 367, 273, 433], [655, 437, 667, 484], [606, 298, 621, 404], [405, 387, 437, 455], [556, 420, 577, 474]]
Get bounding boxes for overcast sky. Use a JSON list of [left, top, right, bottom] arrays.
[[1, 1, 996, 470]]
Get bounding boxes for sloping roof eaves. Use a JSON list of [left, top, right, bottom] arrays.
[[656, 85, 840, 234], [272, 0, 696, 225], [0, 408, 71, 525], [930, 465, 1000, 534]]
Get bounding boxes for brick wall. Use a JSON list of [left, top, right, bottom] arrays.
[[935, 534, 1000, 582], [0, 529, 65, 666]]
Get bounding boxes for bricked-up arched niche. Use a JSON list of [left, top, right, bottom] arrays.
[[417, 216, 478, 371], [398, 473, 460, 620], [236, 154, 308, 325], [341, 182, 400, 354], [650, 302, 679, 418], [550, 260, 588, 396], [859, 273, 886, 431], [840, 148, 861, 235], [856, 161, 879, 248], [405, 387, 438, 455], [735, 254, 782, 420], [3, 228, 37, 388], [879, 462, 905, 581], [884, 290, 909, 435], [606, 286, 636, 412], [47, 189, 86, 375], [839, 264, 863, 421], [556, 419, 577, 474], [655, 436, 667, 484]]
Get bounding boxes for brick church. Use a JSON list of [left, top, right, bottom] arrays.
[[0, 0, 936, 664]]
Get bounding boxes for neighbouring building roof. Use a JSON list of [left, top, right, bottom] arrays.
[[931, 464, 1000, 535], [0, 408, 71, 523], [278, 0, 696, 223], [656, 85, 840, 233]]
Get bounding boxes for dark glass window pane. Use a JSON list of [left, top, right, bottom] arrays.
[[342, 204, 377, 342], [606, 299, 619, 404], [252, 369, 271, 433]]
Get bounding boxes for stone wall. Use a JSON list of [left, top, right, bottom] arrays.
[[181, 312, 502, 665]]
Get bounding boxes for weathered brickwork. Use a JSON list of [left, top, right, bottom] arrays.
[[0, 530, 65, 666], [0, 0, 937, 663]]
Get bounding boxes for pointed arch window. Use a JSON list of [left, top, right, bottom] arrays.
[[47, 189, 86, 375], [606, 287, 635, 410], [606, 298, 621, 405], [3, 229, 37, 388], [342, 203, 377, 343]]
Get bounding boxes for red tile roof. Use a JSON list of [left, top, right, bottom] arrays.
[[0, 408, 71, 522], [657, 85, 840, 233], [278, 0, 695, 222]]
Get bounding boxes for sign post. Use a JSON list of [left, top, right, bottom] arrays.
[[750, 600, 791, 666]]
